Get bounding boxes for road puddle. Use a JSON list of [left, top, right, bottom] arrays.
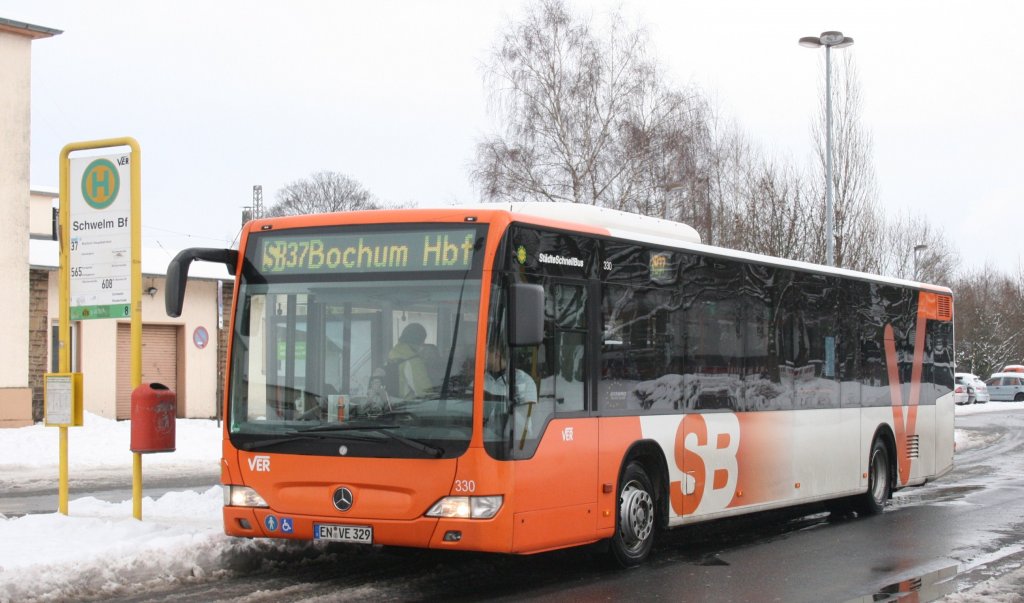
[[845, 565, 957, 602], [889, 484, 985, 508]]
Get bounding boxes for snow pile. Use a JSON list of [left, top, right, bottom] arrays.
[[954, 402, 1024, 453], [0, 412, 219, 473], [0, 412, 222, 499], [954, 400, 1024, 417], [0, 488, 235, 602], [0, 414, 248, 602]]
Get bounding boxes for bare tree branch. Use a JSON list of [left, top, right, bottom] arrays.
[[267, 171, 393, 216]]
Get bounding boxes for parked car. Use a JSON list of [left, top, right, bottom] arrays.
[[985, 372, 1024, 402], [954, 373, 977, 405], [966, 374, 991, 401], [952, 386, 970, 405]]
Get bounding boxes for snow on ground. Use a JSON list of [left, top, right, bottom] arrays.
[[0, 412, 220, 492], [954, 401, 1024, 453], [0, 414, 286, 602], [2, 406, 1023, 602]]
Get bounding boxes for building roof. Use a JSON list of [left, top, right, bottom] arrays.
[[0, 17, 62, 39], [29, 239, 234, 281], [31, 186, 59, 197]]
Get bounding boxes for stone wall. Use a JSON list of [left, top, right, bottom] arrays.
[[216, 279, 234, 420], [28, 267, 50, 421]]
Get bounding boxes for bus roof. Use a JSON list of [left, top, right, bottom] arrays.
[[445, 203, 952, 296], [455, 202, 702, 246]]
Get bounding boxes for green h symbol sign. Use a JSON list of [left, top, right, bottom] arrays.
[[82, 158, 121, 209]]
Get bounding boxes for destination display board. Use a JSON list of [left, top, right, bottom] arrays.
[[255, 228, 479, 276]]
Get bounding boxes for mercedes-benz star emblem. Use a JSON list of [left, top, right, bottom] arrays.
[[333, 487, 354, 512]]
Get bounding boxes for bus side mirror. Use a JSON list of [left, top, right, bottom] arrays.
[[166, 248, 238, 318], [509, 283, 544, 347]]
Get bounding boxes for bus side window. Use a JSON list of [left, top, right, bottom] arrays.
[[544, 282, 587, 414], [556, 330, 585, 412]]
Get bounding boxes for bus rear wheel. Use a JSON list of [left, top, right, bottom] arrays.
[[610, 462, 656, 567], [854, 438, 891, 516]]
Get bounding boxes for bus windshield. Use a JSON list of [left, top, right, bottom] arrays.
[[226, 225, 484, 459]]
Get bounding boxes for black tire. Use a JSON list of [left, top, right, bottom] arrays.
[[609, 462, 656, 567], [1015, 393, 1024, 402], [853, 438, 891, 516]]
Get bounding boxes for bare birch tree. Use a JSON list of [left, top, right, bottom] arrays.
[[267, 171, 391, 216], [879, 211, 958, 284], [732, 157, 813, 260], [472, 0, 716, 223], [808, 53, 883, 272]]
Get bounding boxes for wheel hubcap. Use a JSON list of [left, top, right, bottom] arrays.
[[619, 480, 654, 551]]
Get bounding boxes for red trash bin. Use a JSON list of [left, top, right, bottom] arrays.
[[130, 383, 176, 453]]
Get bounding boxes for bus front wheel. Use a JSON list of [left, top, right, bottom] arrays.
[[854, 438, 891, 516], [610, 462, 656, 567]]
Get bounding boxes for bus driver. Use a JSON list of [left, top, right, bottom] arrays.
[[484, 345, 538, 447]]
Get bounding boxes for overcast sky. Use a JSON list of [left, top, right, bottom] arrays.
[[5, 0, 1022, 277]]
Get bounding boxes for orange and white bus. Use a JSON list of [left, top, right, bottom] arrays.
[[166, 202, 955, 566]]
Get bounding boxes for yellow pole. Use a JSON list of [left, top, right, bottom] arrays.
[[58, 426, 68, 514], [133, 453, 142, 518], [128, 139, 143, 520], [57, 144, 72, 515]]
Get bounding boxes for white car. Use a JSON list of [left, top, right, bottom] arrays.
[[950, 370, 983, 405], [958, 373, 989, 403], [954, 374, 970, 407], [950, 370, 991, 405], [985, 373, 1024, 402]]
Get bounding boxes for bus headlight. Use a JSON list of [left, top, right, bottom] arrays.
[[224, 485, 269, 508], [426, 496, 503, 519]]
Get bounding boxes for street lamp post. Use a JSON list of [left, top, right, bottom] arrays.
[[799, 31, 854, 267], [914, 244, 928, 281]]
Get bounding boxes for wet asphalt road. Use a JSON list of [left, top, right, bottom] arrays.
[[54, 408, 1024, 602]]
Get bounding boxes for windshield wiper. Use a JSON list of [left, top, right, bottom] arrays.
[[238, 432, 334, 451], [297, 424, 445, 458], [240, 424, 444, 458]]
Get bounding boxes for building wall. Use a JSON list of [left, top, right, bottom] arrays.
[[0, 28, 33, 426], [41, 270, 226, 420]]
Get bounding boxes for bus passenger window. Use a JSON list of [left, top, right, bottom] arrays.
[[555, 331, 585, 412], [542, 283, 587, 415]]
